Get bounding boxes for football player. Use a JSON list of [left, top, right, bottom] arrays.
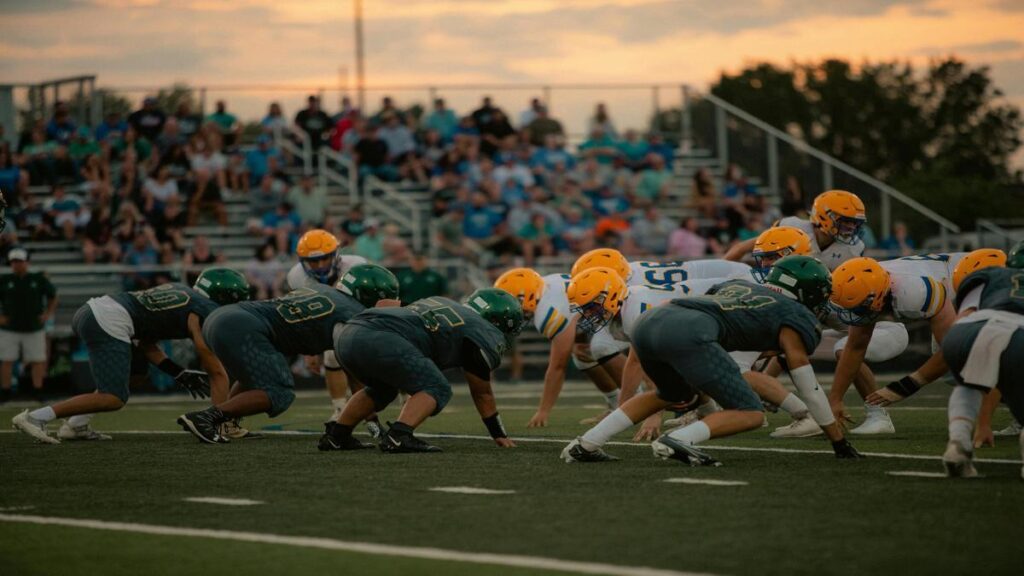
[[320, 288, 522, 453], [940, 247, 1023, 478], [288, 229, 368, 421], [176, 264, 399, 444], [828, 252, 968, 417], [627, 258, 753, 287], [562, 256, 862, 464], [12, 268, 249, 444]]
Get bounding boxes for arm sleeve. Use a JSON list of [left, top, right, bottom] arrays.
[[956, 285, 983, 314], [462, 340, 494, 380]]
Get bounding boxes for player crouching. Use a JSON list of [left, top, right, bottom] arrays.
[[561, 256, 863, 465], [320, 289, 523, 453]]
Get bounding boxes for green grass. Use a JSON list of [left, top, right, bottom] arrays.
[[1, 382, 1022, 576]]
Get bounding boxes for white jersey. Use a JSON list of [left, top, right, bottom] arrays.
[[286, 255, 369, 290], [628, 259, 753, 287], [533, 273, 573, 340], [776, 216, 864, 271], [877, 254, 965, 322], [613, 279, 721, 343]]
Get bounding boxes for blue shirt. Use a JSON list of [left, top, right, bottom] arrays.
[[262, 211, 301, 230], [245, 147, 281, 182], [46, 119, 77, 145], [531, 148, 576, 171], [95, 120, 129, 143], [593, 195, 630, 217], [424, 110, 459, 141], [462, 205, 503, 239]]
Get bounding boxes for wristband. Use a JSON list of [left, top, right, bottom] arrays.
[[483, 413, 507, 439], [886, 376, 920, 398], [158, 358, 184, 377]]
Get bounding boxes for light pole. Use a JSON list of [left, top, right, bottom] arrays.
[[354, 0, 365, 112]]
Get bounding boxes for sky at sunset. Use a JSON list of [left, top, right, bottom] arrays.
[[2, 0, 1023, 140]]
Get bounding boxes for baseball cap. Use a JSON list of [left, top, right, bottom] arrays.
[[8, 248, 28, 262]]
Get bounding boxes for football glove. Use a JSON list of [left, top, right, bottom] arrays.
[[175, 369, 211, 399], [832, 438, 865, 459]]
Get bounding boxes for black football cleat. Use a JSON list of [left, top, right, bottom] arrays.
[[651, 435, 721, 467], [561, 438, 619, 462], [318, 422, 373, 451], [379, 423, 442, 454], [178, 409, 228, 445]]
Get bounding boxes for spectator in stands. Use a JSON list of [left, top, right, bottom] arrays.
[[69, 126, 101, 165], [245, 135, 281, 185], [353, 218, 384, 262], [471, 96, 501, 127], [594, 202, 631, 248], [453, 115, 481, 148], [578, 127, 619, 165], [0, 248, 58, 403], [120, 126, 155, 170], [668, 216, 711, 259], [329, 108, 359, 152], [646, 132, 674, 167], [95, 111, 128, 153], [287, 173, 329, 227], [0, 144, 27, 208], [690, 167, 717, 218], [183, 234, 223, 284], [531, 134, 576, 179], [517, 212, 557, 265], [339, 116, 364, 155], [434, 205, 470, 258], [113, 153, 143, 210], [246, 175, 283, 234], [173, 102, 203, 140], [49, 144, 77, 185], [880, 221, 915, 256], [246, 241, 286, 300], [560, 206, 594, 253], [493, 152, 535, 200], [262, 201, 300, 255], [525, 106, 565, 147], [113, 202, 146, 253], [629, 205, 675, 255], [155, 117, 185, 156], [151, 194, 187, 253], [226, 150, 249, 195], [128, 97, 167, 141], [82, 205, 121, 263], [15, 195, 52, 240], [186, 131, 228, 226], [780, 175, 808, 217], [142, 163, 179, 214], [373, 96, 404, 124], [206, 100, 241, 148], [45, 101, 76, 146], [480, 109, 516, 158], [23, 127, 59, 186], [633, 152, 672, 205], [591, 183, 631, 218], [294, 95, 332, 150], [424, 98, 458, 143], [338, 203, 366, 245], [378, 112, 426, 182], [396, 253, 448, 305], [122, 228, 161, 289], [418, 129, 447, 174], [617, 129, 649, 169], [353, 122, 396, 181], [381, 222, 411, 266], [519, 98, 543, 129], [261, 102, 287, 135], [46, 184, 86, 240], [588, 102, 617, 139]]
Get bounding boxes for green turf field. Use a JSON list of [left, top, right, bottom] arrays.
[[2, 382, 1022, 576]]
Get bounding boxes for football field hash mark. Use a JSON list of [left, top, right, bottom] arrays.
[[429, 486, 517, 495], [663, 478, 748, 486], [885, 471, 948, 478], [183, 497, 264, 506]]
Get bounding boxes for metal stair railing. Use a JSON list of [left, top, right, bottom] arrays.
[[363, 176, 424, 252], [976, 218, 1024, 251], [272, 125, 312, 175], [318, 147, 359, 203]]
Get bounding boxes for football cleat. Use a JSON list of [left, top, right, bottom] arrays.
[[379, 423, 442, 453], [58, 422, 111, 441], [770, 416, 824, 439], [11, 410, 59, 444], [994, 418, 1021, 437], [318, 421, 372, 451], [220, 419, 261, 440], [850, 406, 895, 435], [561, 438, 619, 463], [178, 410, 228, 444], [651, 435, 720, 467], [663, 410, 699, 430], [942, 441, 979, 478], [365, 419, 384, 441]]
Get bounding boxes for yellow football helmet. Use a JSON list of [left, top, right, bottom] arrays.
[[829, 257, 891, 325], [811, 190, 866, 245], [494, 268, 545, 316], [752, 226, 813, 281], [952, 248, 1006, 292], [571, 248, 630, 281], [566, 266, 628, 335], [296, 229, 341, 284]]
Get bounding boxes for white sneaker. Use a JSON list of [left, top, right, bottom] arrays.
[[58, 422, 112, 441], [771, 416, 824, 438], [12, 410, 59, 444], [850, 407, 895, 435], [663, 410, 699, 429], [942, 441, 978, 478], [994, 418, 1022, 437]]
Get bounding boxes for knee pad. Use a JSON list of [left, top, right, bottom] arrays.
[[728, 351, 760, 372], [865, 322, 909, 363], [572, 354, 599, 371], [427, 384, 453, 415], [323, 350, 341, 371], [266, 387, 296, 418]]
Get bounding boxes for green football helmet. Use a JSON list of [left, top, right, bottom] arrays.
[[466, 287, 525, 336], [336, 263, 399, 307], [763, 255, 832, 312], [194, 267, 250, 305], [1008, 240, 1024, 269]]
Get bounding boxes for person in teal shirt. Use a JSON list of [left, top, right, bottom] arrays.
[[354, 220, 385, 262], [205, 101, 240, 147], [424, 98, 458, 143]]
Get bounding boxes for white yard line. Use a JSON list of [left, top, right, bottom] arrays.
[[885, 471, 948, 478], [183, 497, 263, 506], [429, 486, 517, 495], [663, 478, 748, 486], [0, 514, 715, 576]]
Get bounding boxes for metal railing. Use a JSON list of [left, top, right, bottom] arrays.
[[272, 125, 312, 175], [363, 176, 424, 252], [976, 218, 1024, 250], [318, 148, 359, 203]]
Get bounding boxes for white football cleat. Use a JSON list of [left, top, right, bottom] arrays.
[[994, 418, 1021, 437], [58, 422, 112, 441], [850, 406, 895, 435], [770, 416, 824, 438], [663, 410, 699, 429], [12, 410, 59, 444], [942, 441, 978, 478]]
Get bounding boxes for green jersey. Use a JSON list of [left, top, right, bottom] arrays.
[[669, 280, 821, 353], [396, 268, 448, 305], [0, 272, 56, 333], [348, 297, 506, 373], [239, 283, 365, 356], [956, 268, 1024, 315], [111, 283, 218, 341]]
